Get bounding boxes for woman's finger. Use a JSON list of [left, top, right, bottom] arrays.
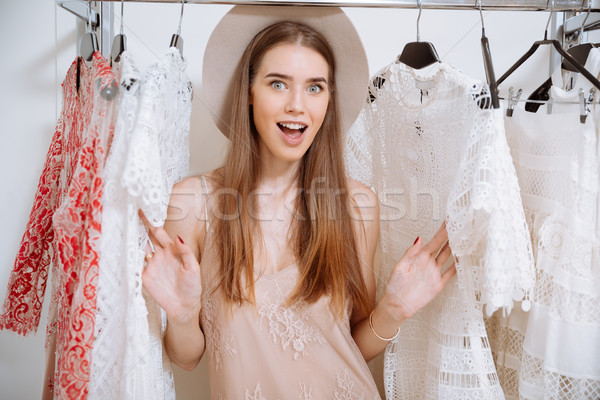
[[441, 263, 457, 285], [401, 236, 422, 264], [435, 240, 452, 266], [138, 209, 173, 249], [421, 221, 448, 255], [144, 242, 154, 256], [173, 236, 199, 271]]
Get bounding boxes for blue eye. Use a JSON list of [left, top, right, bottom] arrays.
[[308, 84, 322, 94], [271, 81, 285, 90]]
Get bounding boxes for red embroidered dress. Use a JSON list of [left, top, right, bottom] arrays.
[[0, 57, 91, 336], [51, 52, 118, 399], [1, 53, 118, 400]]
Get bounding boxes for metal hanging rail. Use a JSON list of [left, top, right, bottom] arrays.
[[57, 0, 600, 12], [59, 1, 100, 27]]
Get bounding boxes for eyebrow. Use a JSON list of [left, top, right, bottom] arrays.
[[264, 72, 328, 84]]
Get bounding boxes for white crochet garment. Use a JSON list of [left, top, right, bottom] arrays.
[[90, 48, 192, 399], [486, 106, 600, 400], [345, 61, 535, 399]]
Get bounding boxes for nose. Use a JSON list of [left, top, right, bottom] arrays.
[[285, 87, 304, 114]]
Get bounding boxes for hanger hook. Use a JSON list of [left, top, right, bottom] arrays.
[[477, 0, 485, 35], [544, 0, 555, 40], [579, 0, 592, 41], [87, 0, 93, 33], [416, 0, 422, 42], [120, 0, 125, 35], [177, 0, 185, 37]]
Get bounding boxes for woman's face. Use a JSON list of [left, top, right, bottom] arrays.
[[250, 43, 330, 165]]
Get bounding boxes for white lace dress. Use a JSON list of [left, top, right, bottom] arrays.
[[89, 48, 192, 400], [485, 76, 600, 399], [345, 61, 535, 399]]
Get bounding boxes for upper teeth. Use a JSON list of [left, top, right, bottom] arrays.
[[280, 122, 306, 130]]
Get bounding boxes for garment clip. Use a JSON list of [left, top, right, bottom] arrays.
[[579, 88, 596, 124], [506, 87, 523, 117]]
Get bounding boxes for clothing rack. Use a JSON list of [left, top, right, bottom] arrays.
[[58, 0, 600, 68], [58, 0, 600, 14]]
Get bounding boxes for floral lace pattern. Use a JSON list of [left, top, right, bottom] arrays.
[[298, 383, 313, 399], [0, 53, 117, 400], [485, 108, 600, 399], [345, 62, 533, 399], [0, 57, 91, 336], [89, 52, 144, 399], [90, 48, 191, 400], [51, 51, 119, 400], [257, 271, 326, 360], [238, 371, 371, 400], [245, 383, 267, 400], [334, 368, 367, 400], [202, 292, 237, 370], [122, 47, 191, 227], [199, 214, 380, 399], [446, 107, 535, 316]]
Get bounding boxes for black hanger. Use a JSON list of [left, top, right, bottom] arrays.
[[562, 43, 597, 71], [498, 1, 600, 94], [77, 1, 98, 94], [368, 75, 386, 103], [563, 0, 595, 72], [170, 0, 185, 55], [525, 78, 552, 112], [397, 0, 441, 69], [110, 0, 127, 64], [478, 0, 499, 109], [524, 1, 598, 112], [79, 1, 118, 101], [80, 0, 99, 62], [524, 44, 598, 112], [76, 57, 81, 93]]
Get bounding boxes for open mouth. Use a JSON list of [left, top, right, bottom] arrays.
[[277, 122, 307, 139]]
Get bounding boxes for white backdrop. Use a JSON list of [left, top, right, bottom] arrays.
[[0, 1, 566, 398]]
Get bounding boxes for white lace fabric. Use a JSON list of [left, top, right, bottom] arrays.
[[549, 48, 600, 115], [485, 103, 600, 400], [345, 61, 534, 399], [89, 48, 192, 400]]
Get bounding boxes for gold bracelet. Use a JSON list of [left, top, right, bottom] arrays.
[[369, 310, 398, 341]]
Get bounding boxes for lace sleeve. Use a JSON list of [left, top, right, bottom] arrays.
[[89, 52, 146, 399], [446, 106, 535, 316], [121, 75, 163, 225], [122, 48, 191, 226], [345, 107, 375, 189], [0, 58, 89, 336], [119, 48, 191, 400], [0, 124, 63, 335], [52, 52, 119, 399]]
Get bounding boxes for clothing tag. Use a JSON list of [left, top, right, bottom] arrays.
[[415, 79, 436, 90]]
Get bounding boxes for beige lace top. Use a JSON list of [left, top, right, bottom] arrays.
[[198, 180, 380, 399]]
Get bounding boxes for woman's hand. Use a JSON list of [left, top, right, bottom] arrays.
[[379, 222, 457, 326], [139, 209, 203, 325]]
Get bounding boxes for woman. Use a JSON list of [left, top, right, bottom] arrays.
[[140, 6, 456, 398]]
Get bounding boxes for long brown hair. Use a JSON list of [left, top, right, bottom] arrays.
[[211, 21, 369, 317]]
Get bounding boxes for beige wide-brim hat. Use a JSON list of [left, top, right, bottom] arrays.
[[202, 5, 369, 138]]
